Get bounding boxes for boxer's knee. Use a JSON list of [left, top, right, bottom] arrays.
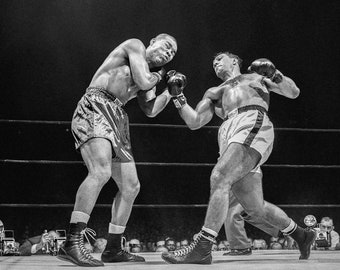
[[121, 179, 141, 200], [210, 169, 231, 191], [242, 204, 266, 220], [89, 165, 112, 186]]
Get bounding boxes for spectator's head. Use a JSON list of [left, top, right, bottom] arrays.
[[253, 239, 266, 250], [320, 217, 334, 232], [270, 236, 279, 243], [146, 241, 156, 252], [165, 238, 176, 252], [155, 240, 167, 252], [270, 242, 283, 250], [217, 242, 227, 251], [48, 230, 60, 240], [0, 220, 4, 233], [222, 240, 230, 250], [180, 239, 189, 248], [129, 239, 141, 253], [93, 238, 107, 253]]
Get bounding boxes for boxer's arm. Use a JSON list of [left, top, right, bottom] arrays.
[[124, 39, 162, 90], [263, 70, 300, 99], [137, 87, 172, 117], [177, 89, 216, 130]]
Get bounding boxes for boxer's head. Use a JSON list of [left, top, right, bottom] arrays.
[[146, 33, 177, 67], [213, 52, 242, 80]]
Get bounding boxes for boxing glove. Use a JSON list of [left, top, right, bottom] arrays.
[[152, 67, 166, 83], [248, 58, 282, 83], [166, 70, 187, 96]]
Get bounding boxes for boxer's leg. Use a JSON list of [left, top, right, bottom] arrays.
[[101, 161, 145, 263], [58, 138, 112, 267]]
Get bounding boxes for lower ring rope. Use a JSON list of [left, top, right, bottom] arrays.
[[1, 119, 340, 132], [0, 159, 339, 168]]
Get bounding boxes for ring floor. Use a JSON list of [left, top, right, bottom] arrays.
[[1, 250, 339, 270]]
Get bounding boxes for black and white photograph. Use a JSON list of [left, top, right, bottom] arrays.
[[0, 0, 339, 269]]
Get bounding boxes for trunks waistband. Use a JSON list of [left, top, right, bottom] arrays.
[[86, 87, 124, 107], [224, 105, 268, 121]]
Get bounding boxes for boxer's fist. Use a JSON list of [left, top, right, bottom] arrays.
[[248, 58, 277, 78], [166, 70, 187, 96], [248, 58, 282, 83], [152, 67, 166, 82]]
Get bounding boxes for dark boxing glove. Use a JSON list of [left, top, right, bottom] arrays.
[[166, 70, 187, 96], [152, 67, 166, 83], [166, 70, 188, 109], [248, 58, 282, 83]]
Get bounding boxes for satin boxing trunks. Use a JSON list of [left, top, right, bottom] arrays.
[[71, 87, 133, 162], [218, 105, 274, 173]]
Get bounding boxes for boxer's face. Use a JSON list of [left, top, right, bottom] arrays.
[[146, 36, 177, 67], [213, 54, 236, 79]]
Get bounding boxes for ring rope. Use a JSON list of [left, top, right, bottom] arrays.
[[1, 119, 340, 132], [0, 159, 339, 168], [0, 203, 339, 208]]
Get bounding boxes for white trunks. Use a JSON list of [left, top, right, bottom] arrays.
[[218, 105, 274, 173]]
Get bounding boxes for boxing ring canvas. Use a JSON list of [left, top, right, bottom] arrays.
[[1, 250, 340, 270]]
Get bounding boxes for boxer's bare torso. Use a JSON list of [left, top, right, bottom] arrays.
[[89, 40, 145, 104], [205, 73, 269, 119]]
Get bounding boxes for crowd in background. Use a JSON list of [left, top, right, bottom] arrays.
[[1, 215, 339, 256]]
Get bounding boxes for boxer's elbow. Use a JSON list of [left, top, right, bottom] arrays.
[[287, 86, 300, 99], [291, 87, 300, 99], [136, 74, 157, 91], [186, 120, 202, 130]]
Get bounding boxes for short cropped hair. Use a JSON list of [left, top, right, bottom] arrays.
[[214, 51, 243, 69], [321, 217, 333, 223], [155, 33, 177, 45]]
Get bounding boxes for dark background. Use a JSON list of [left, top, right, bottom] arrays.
[[0, 0, 339, 242]]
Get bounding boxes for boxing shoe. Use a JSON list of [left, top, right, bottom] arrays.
[[57, 233, 103, 266], [290, 226, 316, 260], [57, 223, 104, 267], [223, 247, 252, 256], [161, 231, 214, 264], [101, 249, 145, 263]]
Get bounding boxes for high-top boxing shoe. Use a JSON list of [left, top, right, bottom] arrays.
[[289, 226, 316, 260], [57, 223, 104, 267], [101, 234, 145, 263], [161, 231, 214, 264]]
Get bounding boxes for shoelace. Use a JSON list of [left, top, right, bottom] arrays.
[[81, 227, 97, 244], [173, 233, 203, 257], [79, 227, 97, 260]]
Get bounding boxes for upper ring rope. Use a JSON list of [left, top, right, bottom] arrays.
[[0, 159, 339, 168], [0, 119, 339, 132]]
